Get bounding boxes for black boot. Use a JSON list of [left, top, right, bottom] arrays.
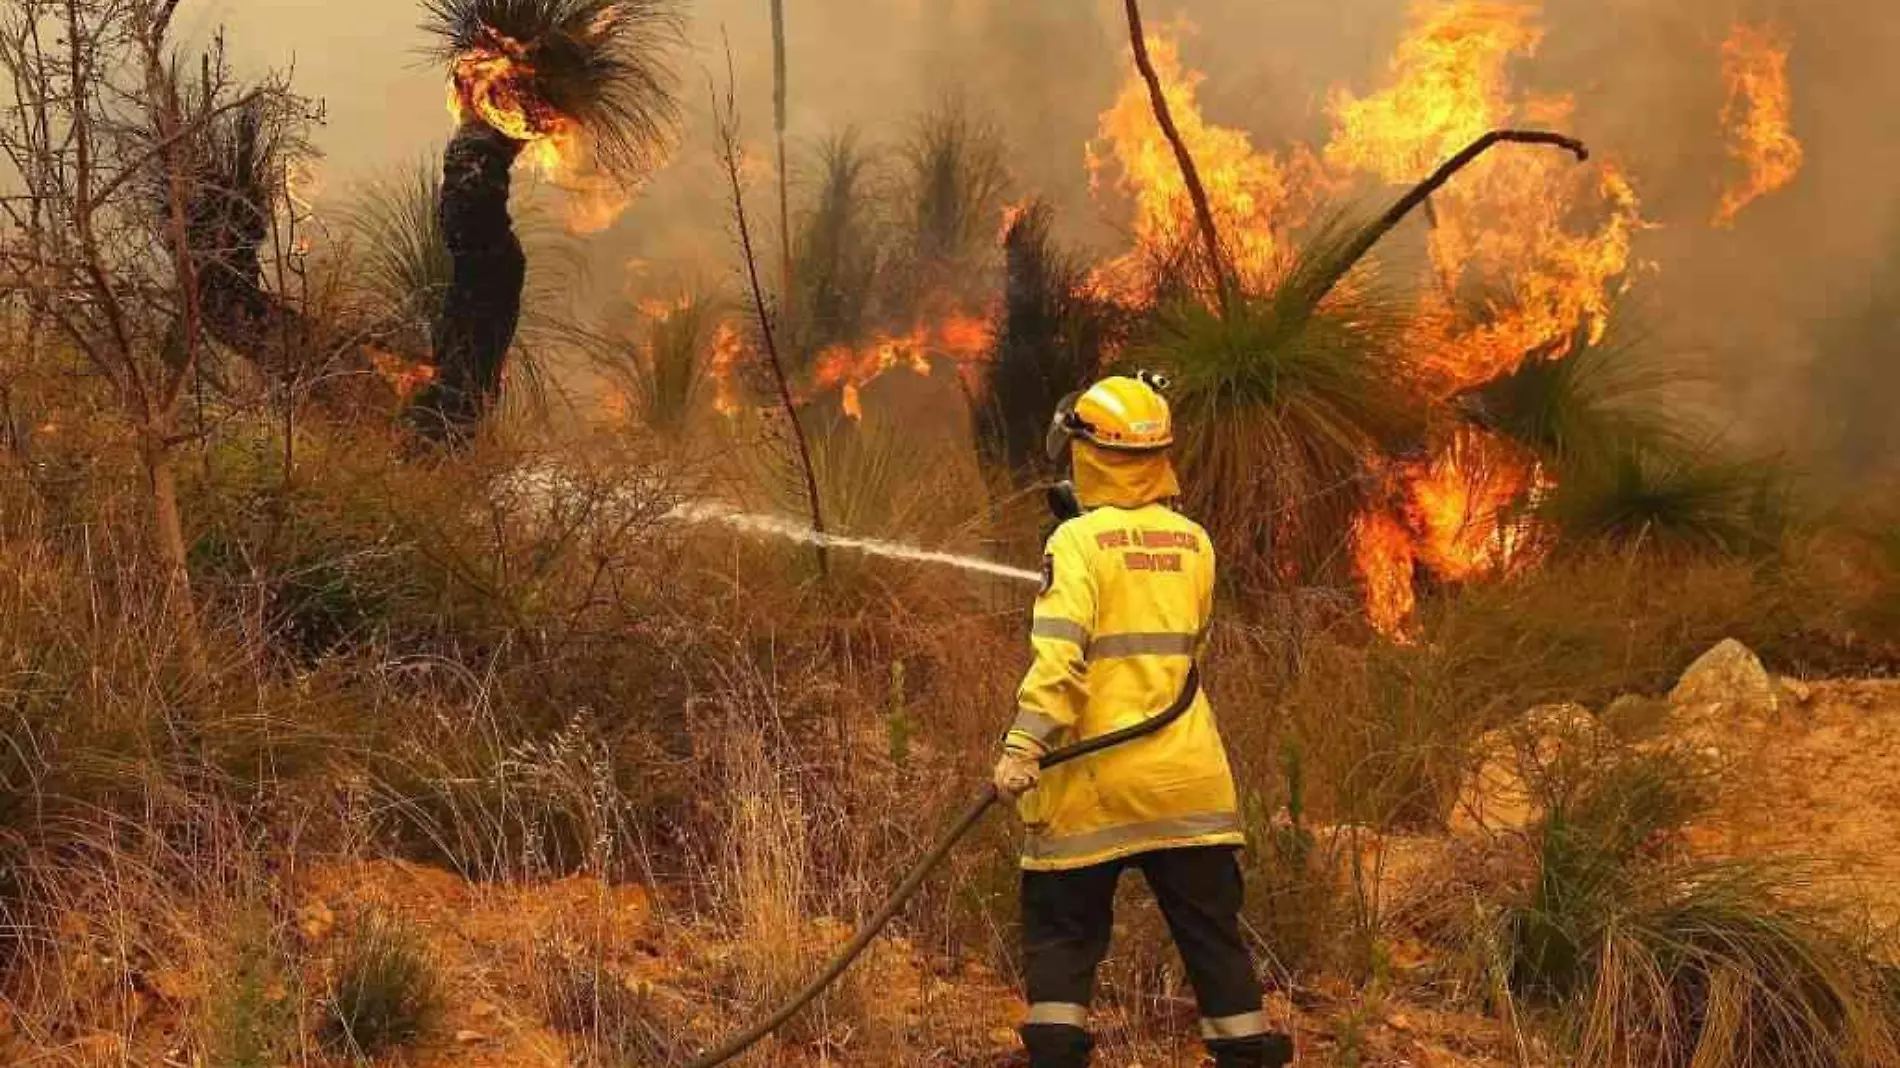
[[1208, 1032, 1296, 1068], [1022, 1023, 1094, 1068]]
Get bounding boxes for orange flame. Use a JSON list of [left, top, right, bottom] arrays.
[[1328, 2, 1641, 389], [1407, 429, 1544, 581], [446, 31, 634, 234], [1326, 0, 1541, 184], [709, 322, 744, 418], [367, 347, 438, 401], [809, 315, 995, 421], [1713, 23, 1803, 228], [1352, 509, 1418, 639], [1089, 26, 1324, 298]]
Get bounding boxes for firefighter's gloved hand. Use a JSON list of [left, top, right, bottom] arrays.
[[993, 748, 1042, 800]]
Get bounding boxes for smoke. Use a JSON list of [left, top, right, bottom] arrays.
[[208, 0, 1900, 482]]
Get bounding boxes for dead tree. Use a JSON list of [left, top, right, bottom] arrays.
[[713, 53, 828, 576], [0, 0, 309, 667]]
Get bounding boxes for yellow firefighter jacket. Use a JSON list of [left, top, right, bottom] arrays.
[[1005, 449, 1244, 871]]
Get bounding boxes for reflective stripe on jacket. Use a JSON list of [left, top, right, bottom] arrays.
[[1006, 502, 1242, 871]]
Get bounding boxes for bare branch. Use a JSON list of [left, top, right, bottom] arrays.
[[81, 87, 266, 222], [1122, 0, 1229, 315], [713, 37, 827, 577]]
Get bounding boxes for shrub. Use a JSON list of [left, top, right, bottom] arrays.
[[318, 916, 442, 1058], [1439, 743, 1900, 1068], [203, 912, 299, 1068]]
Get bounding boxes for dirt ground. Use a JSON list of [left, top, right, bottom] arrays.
[[1708, 679, 1900, 928]]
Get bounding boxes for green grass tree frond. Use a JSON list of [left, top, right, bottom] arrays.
[[1540, 440, 1789, 558], [1138, 221, 1430, 587], [1459, 326, 1691, 474]]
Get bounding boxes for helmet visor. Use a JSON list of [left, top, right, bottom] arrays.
[[1045, 391, 1085, 463]]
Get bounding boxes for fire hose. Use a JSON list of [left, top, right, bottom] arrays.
[[681, 666, 1203, 1068]]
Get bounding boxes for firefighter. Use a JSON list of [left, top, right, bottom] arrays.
[[993, 373, 1295, 1068]]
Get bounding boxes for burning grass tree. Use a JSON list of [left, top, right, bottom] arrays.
[[416, 0, 681, 441], [977, 200, 1116, 479], [1140, 223, 1427, 591]]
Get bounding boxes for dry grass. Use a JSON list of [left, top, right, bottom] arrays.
[[4, 377, 1898, 1068]]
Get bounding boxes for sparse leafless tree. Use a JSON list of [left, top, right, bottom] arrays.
[[712, 47, 827, 576], [0, 0, 311, 666]]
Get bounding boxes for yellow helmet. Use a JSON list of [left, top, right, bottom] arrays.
[[1046, 371, 1173, 461]]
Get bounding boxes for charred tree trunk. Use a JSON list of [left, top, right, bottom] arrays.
[[413, 120, 527, 442]]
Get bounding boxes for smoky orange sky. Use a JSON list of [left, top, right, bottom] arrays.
[[202, 0, 1900, 477]]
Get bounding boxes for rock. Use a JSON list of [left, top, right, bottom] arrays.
[[1452, 704, 1609, 835], [1670, 640, 1779, 719], [1602, 693, 1672, 740]]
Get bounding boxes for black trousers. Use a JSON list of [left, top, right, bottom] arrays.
[[1021, 846, 1282, 1066]]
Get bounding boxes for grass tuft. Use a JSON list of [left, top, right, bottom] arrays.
[[1540, 441, 1788, 558], [536, 940, 691, 1066], [318, 915, 443, 1059]]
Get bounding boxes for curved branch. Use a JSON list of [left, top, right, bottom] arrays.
[[1308, 129, 1589, 309]]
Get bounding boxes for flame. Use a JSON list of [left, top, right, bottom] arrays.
[[709, 322, 743, 417], [446, 31, 635, 234], [1328, 2, 1641, 389], [1326, 1, 1540, 182], [1352, 509, 1418, 639], [1089, 26, 1323, 297], [1713, 23, 1803, 228], [809, 315, 995, 421], [368, 347, 438, 401], [1406, 428, 1543, 581]]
